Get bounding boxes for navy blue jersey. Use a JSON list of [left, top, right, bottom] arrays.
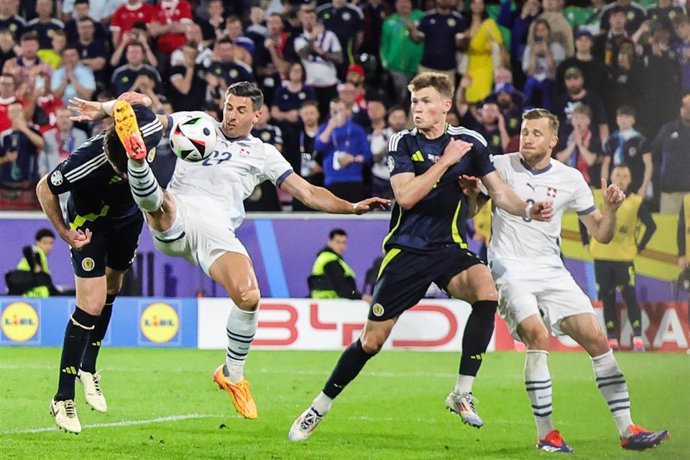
[[418, 11, 466, 70], [26, 18, 64, 49], [0, 16, 25, 41], [207, 60, 255, 86], [384, 125, 495, 252], [271, 84, 317, 112], [251, 125, 283, 147], [317, 3, 363, 54], [46, 105, 163, 219]]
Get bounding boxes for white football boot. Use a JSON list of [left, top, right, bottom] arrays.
[[445, 391, 484, 428], [50, 399, 82, 434], [78, 370, 107, 413], [289, 406, 324, 442]]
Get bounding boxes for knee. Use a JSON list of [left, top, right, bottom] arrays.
[[521, 327, 551, 351], [77, 297, 104, 315], [235, 288, 260, 311], [360, 333, 385, 355], [585, 331, 611, 355]]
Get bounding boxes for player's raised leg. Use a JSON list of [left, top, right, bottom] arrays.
[[444, 264, 498, 428], [208, 252, 262, 419], [289, 318, 395, 441], [559, 313, 668, 450], [517, 315, 574, 453]]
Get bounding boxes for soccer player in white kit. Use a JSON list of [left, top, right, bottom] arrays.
[[464, 109, 668, 453], [70, 83, 389, 420]]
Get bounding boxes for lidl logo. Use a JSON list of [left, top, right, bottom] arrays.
[[1, 302, 39, 343], [140, 302, 179, 344]]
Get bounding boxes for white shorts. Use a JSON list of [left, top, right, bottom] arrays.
[[148, 193, 249, 275], [492, 265, 594, 339]]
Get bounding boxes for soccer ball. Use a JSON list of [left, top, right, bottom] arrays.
[[170, 114, 218, 162]]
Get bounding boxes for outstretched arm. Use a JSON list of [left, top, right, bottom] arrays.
[[481, 170, 552, 221], [281, 172, 389, 214], [36, 175, 92, 250]]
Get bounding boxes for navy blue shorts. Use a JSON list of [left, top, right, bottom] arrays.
[[368, 245, 484, 321], [68, 210, 143, 278]]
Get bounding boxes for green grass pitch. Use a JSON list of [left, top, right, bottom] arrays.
[[0, 348, 687, 459]]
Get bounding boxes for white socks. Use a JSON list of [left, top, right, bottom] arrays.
[[524, 350, 554, 439], [312, 392, 333, 415], [592, 350, 633, 436], [454, 375, 475, 395], [127, 159, 163, 212], [225, 304, 258, 383]]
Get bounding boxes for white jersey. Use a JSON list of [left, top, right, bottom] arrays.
[[488, 152, 595, 273], [166, 111, 293, 231]]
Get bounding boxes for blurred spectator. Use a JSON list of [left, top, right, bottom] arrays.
[[26, 0, 63, 50], [648, 0, 685, 38], [245, 6, 267, 48], [0, 73, 22, 133], [553, 66, 609, 146], [149, 0, 193, 56], [529, 0, 574, 57], [271, 61, 316, 169], [170, 23, 213, 68], [411, 0, 467, 84], [338, 79, 368, 129], [564, 0, 607, 34], [167, 40, 208, 112], [522, 18, 565, 110], [62, 0, 126, 24], [601, 106, 651, 199], [380, 0, 424, 104], [593, 5, 630, 67], [294, 4, 343, 117], [36, 29, 66, 69], [111, 41, 162, 96], [75, 17, 108, 82], [600, 0, 646, 36], [256, 12, 289, 103], [638, 20, 682, 136], [206, 38, 254, 105], [11, 228, 57, 297], [555, 103, 602, 185], [367, 100, 393, 200], [0, 103, 44, 187], [0, 28, 16, 70], [556, 29, 610, 99], [246, 103, 282, 212], [497, 0, 540, 90], [293, 100, 323, 211], [484, 81, 525, 144], [224, 15, 255, 58], [308, 228, 371, 301], [360, 0, 391, 58], [317, 0, 364, 64], [51, 45, 96, 105], [650, 91, 690, 215], [465, 0, 507, 104], [39, 106, 88, 177], [0, 0, 26, 42], [457, 91, 511, 155], [109, 22, 158, 68], [609, 39, 643, 124], [672, 14, 690, 92], [197, 0, 224, 45], [110, 0, 157, 47], [315, 98, 371, 202], [3, 31, 52, 105], [63, 0, 107, 44], [584, 163, 656, 352]]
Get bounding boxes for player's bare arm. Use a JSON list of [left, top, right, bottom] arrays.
[[392, 138, 472, 210], [580, 178, 625, 244], [281, 173, 389, 214], [36, 176, 92, 250], [481, 170, 553, 221], [459, 174, 489, 218]]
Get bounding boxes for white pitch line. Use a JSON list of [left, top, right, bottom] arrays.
[[1, 413, 216, 435]]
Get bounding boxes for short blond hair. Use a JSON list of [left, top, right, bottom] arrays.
[[522, 108, 559, 134], [408, 72, 455, 100]]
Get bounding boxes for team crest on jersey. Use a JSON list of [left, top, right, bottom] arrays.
[[81, 258, 95, 272], [298, 92, 306, 100], [628, 147, 637, 157], [261, 132, 271, 141], [448, 18, 456, 27], [238, 147, 251, 158], [372, 303, 385, 317], [547, 186, 558, 198], [50, 170, 63, 186], [342, 12, 351, 21], [387, 155, 395, 173], [229, 69, 238, 79], [147, 148, 156, 163]]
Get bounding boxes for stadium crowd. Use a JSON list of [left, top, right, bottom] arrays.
[[0, 0, 687, 215]]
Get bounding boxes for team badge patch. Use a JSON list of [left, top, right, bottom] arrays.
[[372, 303, 385, 317], [81, 258, 95, 272], [448, 18, 456, 27], [147, 148, 156, 163], [387, 155, 395, 173], [50, 171, 63, 186]]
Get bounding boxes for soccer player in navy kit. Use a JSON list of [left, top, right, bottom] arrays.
[[289, 72, 553, 441], [36, 100, 163, 434]]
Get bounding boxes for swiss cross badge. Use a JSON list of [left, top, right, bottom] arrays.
[[547, 187, 558, 198]]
